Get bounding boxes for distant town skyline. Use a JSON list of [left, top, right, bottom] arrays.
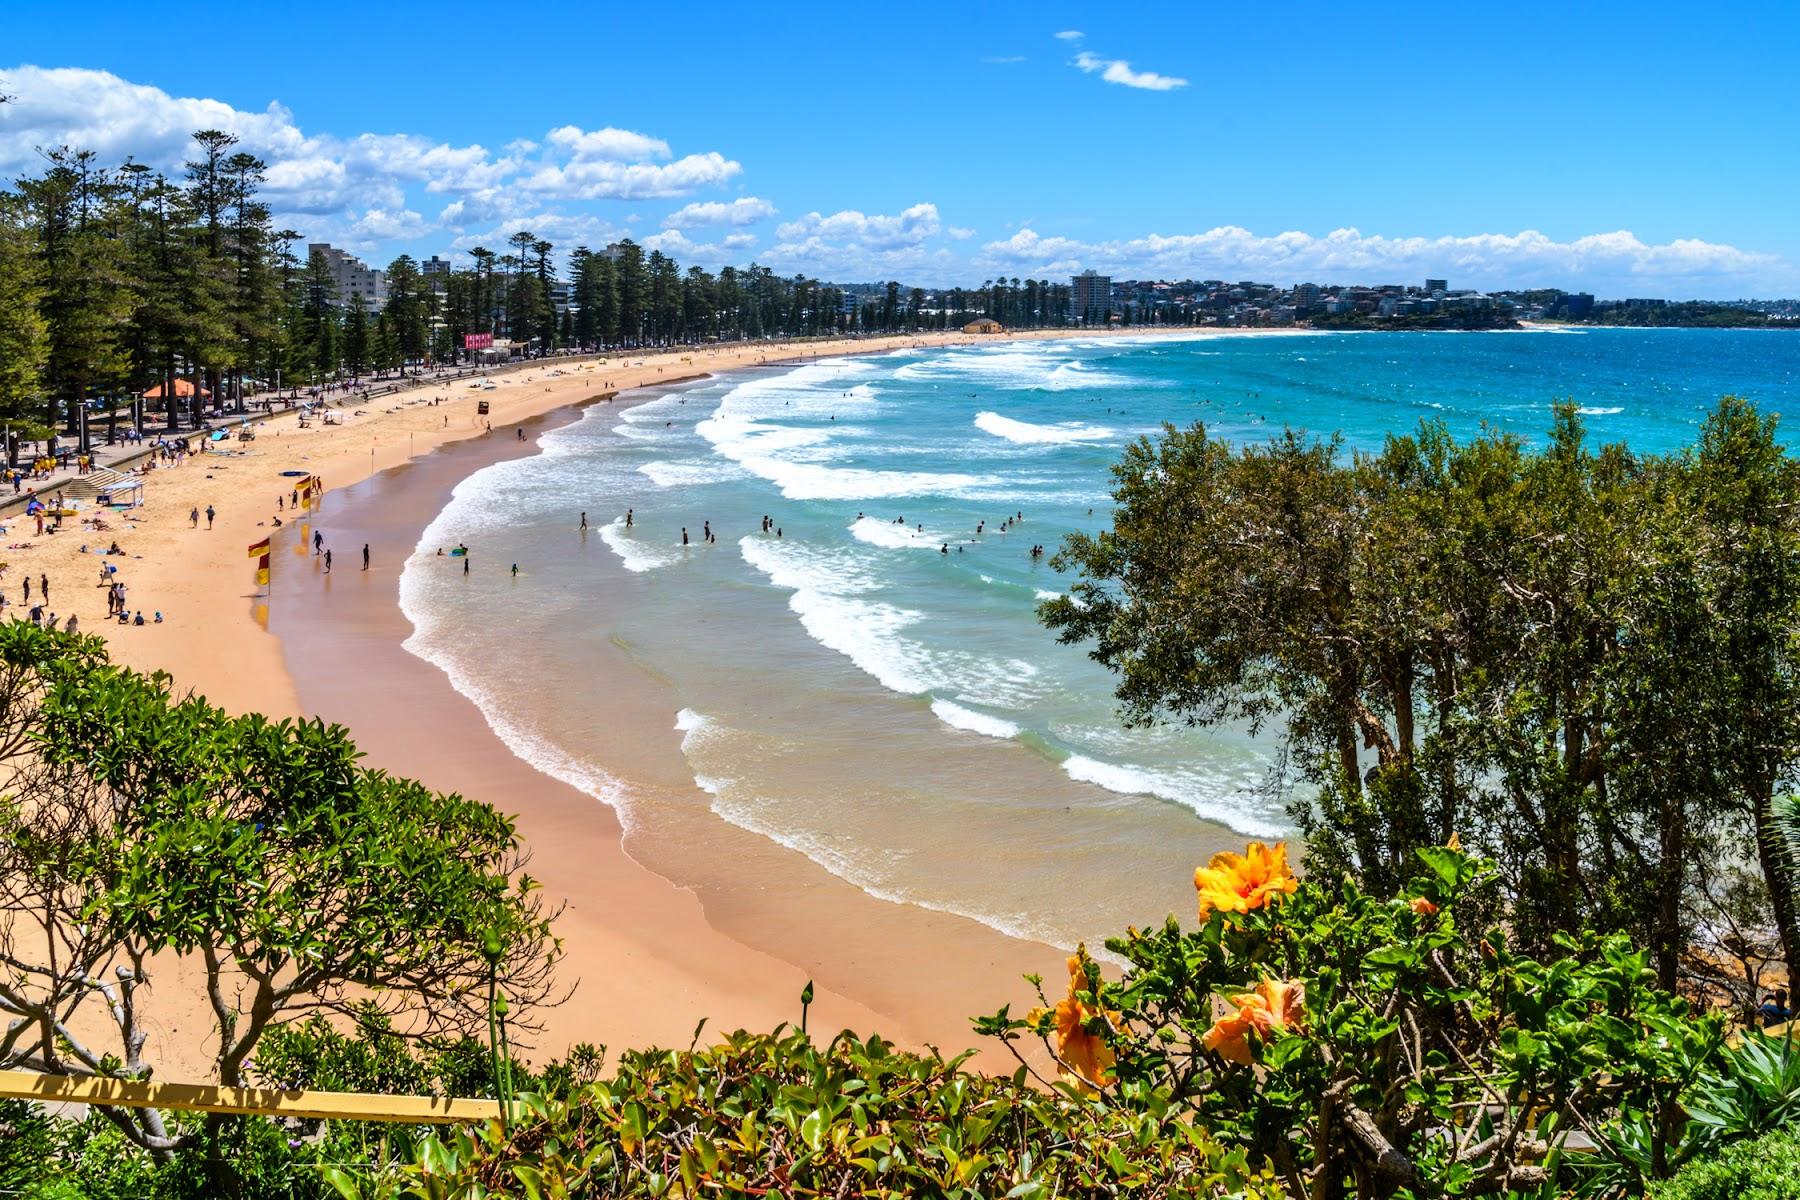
[[3, 2, 1797, 297]]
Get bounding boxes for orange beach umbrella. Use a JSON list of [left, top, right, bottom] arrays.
[[141, 380, 212, 399]]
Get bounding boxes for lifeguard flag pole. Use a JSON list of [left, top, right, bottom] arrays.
[[247, 537, 271, 590]]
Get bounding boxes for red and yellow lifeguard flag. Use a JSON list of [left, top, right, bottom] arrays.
[[247, 537, 271, 587]]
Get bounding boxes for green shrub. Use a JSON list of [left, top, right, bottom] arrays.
[[1645, 1125, 1800, 1200], [330, 1029, 1283, 1199]]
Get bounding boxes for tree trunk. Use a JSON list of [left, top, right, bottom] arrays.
[[1753, 782, 1800, 986]]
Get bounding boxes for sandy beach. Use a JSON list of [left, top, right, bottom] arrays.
[[18, 326, 1264, 1074]]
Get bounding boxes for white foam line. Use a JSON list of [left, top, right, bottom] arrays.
[[930, 698, 1022, 740], [1061, 754, 1283, 838]]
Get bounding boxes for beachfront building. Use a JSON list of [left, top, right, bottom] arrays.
[[1072, 270, 1113, 324], [962, 317, 1004, 334], [309, 244, 388, 312]]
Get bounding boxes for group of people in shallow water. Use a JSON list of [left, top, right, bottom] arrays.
[[461, 501, 1051, 579]]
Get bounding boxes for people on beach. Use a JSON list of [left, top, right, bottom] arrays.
[[580, 512, 588, 530], [189, 507, 199, 528], [682, 527, 689, 546], [362, 543, 370, 571], [324, 549, 332, 574], [314, 530, 323, 555], [205, 505, 215, 530], [511, 563, 519, 577], [626, 508, 634, 529]]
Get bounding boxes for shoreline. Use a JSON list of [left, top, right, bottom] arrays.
[[267, 384, 1069, 1060], [24, 325, 1270, 1074]]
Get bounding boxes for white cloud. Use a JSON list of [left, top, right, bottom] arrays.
[[0, 66, 747, 258], [1071, 50, 1187, 91], [641, 228, 760, 263], [776, 202, 942, 250], [981, 55, 1026, 64], [1053, 30, 1084, 41], [662, 196, 777, 229], [980, 225, 1787, 296], [544, 125, 670, 161], [948, 226, 976, 240], [768, 203, 959, 277], [350, 208, 430, 242], [522, 152, 741, 200]]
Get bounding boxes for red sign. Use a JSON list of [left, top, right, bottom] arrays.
[[463, 333, 493, 350]]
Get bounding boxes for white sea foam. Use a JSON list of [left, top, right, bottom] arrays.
[[739, 536, 935, 694], [599, 518, 683, 573], [974, 411, 1116, 445], [1061, 754, 1282, 838], [740, 536, 1041, 706], [930, 699, 1022, 740], [637, 458, 749, 488], [1576, 406, 1624, 415], [698, 365, 996, 500], [849, 517, 941, 549]]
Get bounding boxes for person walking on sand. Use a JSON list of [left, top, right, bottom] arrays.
[[40, 575, 48, 604], [313, 530, 323, 556], [463, 551, 470, 575], [511, 563, 518, 578], [580, 512, 587, 530], [189, 506, 199, 528], [205, 505, 215, 530], [362, 543, 370, 571], [20, 578, 28, 605], [324, 549, 332, 574]]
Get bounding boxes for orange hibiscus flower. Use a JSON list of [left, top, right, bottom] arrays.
[[1195, 841, 1298, 922], [1201, 978, 1306, 1065], [1028, 946, 1117, 1091], [1409, 896, 1439, 915]]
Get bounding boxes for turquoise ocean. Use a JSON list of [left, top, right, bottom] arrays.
[[399, 328, 1800, 949]]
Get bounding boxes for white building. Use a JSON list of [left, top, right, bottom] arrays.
[[309, 244, 388, 312]]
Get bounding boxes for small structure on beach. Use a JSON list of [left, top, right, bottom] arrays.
[[140, 379, 211, 400], [962, 317, 1004, 335]]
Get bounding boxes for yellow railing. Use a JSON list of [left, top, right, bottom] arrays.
[[0, 1069, 500, 1125]]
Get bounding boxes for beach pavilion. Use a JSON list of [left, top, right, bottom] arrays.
[[140, 379, 212, 401]]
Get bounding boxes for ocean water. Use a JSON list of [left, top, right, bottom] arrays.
[[399, 328, 1800, 949]]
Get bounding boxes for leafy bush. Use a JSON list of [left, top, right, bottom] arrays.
[[1644, 1124, 1800, 1200], [328, 1029, 1282, 1199], [978, 842, 1724, 1197]]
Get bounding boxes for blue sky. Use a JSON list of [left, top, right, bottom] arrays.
[[3, 1, 1798, 296]]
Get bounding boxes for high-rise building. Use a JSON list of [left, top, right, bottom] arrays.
[[1425, 278, 1448, 296], [1071, 270, 1113, 323], [421, 255, 452, 277], [1294, 282, 1321, 309], [309, 244, 388, 311]]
